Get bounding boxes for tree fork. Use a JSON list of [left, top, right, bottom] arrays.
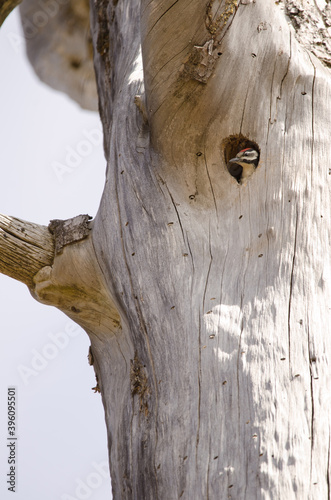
[[0, 214, 121, 337]]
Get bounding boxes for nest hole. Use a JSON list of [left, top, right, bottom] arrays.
[[222, 134, 260, 184]]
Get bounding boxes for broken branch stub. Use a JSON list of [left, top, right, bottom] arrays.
[[0, 215, 54, 287]]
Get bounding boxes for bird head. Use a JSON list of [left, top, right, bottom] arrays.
[[227, 148, 259, 183]]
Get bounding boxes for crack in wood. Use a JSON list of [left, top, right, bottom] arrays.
[[0, 215, 54, 286], [196, 311, 202, 462], [307, 52, 316, 187], [166, 186, 186, 244], [288, 210, 298, 371], [327, 430, 331, 499], [146, 0, 180, 36]]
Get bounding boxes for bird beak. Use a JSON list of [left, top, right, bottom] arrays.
[[228, 157, 240, 163]]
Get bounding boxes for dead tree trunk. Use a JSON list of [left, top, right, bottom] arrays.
[[1, 0, 331, 498]]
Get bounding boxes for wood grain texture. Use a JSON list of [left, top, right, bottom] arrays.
[[1, 0, 330, 498], [88, 0, 331, 498], [0, 215, 54, 286]]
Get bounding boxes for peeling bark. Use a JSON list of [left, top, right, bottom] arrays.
[[49, 214, 92, 255], [283, 0, 331, 68]]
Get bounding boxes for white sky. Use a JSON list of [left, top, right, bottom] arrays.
[[0, 10, 112, 500]]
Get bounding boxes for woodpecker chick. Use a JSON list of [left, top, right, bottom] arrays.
[[228, 148, 259, 184]]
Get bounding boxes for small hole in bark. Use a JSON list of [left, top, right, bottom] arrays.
[[301, 91, 307, 95], [189, 194, 195, 200], [70, 59, 81, 69], [196, 151, 202, 156], [222, 134, 260, 184], [217, 52, 222, 56], [71, 306, 81, 313], [251, 53, 257, 58]]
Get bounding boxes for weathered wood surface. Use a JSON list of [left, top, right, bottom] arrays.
[[19, 0, 97, 110], [0, 0, 330, 498], [89, 0, 331, 498], [0, 215, 54, 286]]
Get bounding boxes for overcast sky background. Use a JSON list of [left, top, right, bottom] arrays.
[[0, 10, 112, 500]]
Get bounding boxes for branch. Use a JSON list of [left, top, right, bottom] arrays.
[[31, 218, 122, 337], [0, 213, 121, 337], [19, 0, 97, 110], [0, 0, 21, 27], [0, 215, 54, 287], [0, 215, 121, 334]]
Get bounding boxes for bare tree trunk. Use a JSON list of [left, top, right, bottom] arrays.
[[87, 0, 331, 497], [1, 0, 331, 498]]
